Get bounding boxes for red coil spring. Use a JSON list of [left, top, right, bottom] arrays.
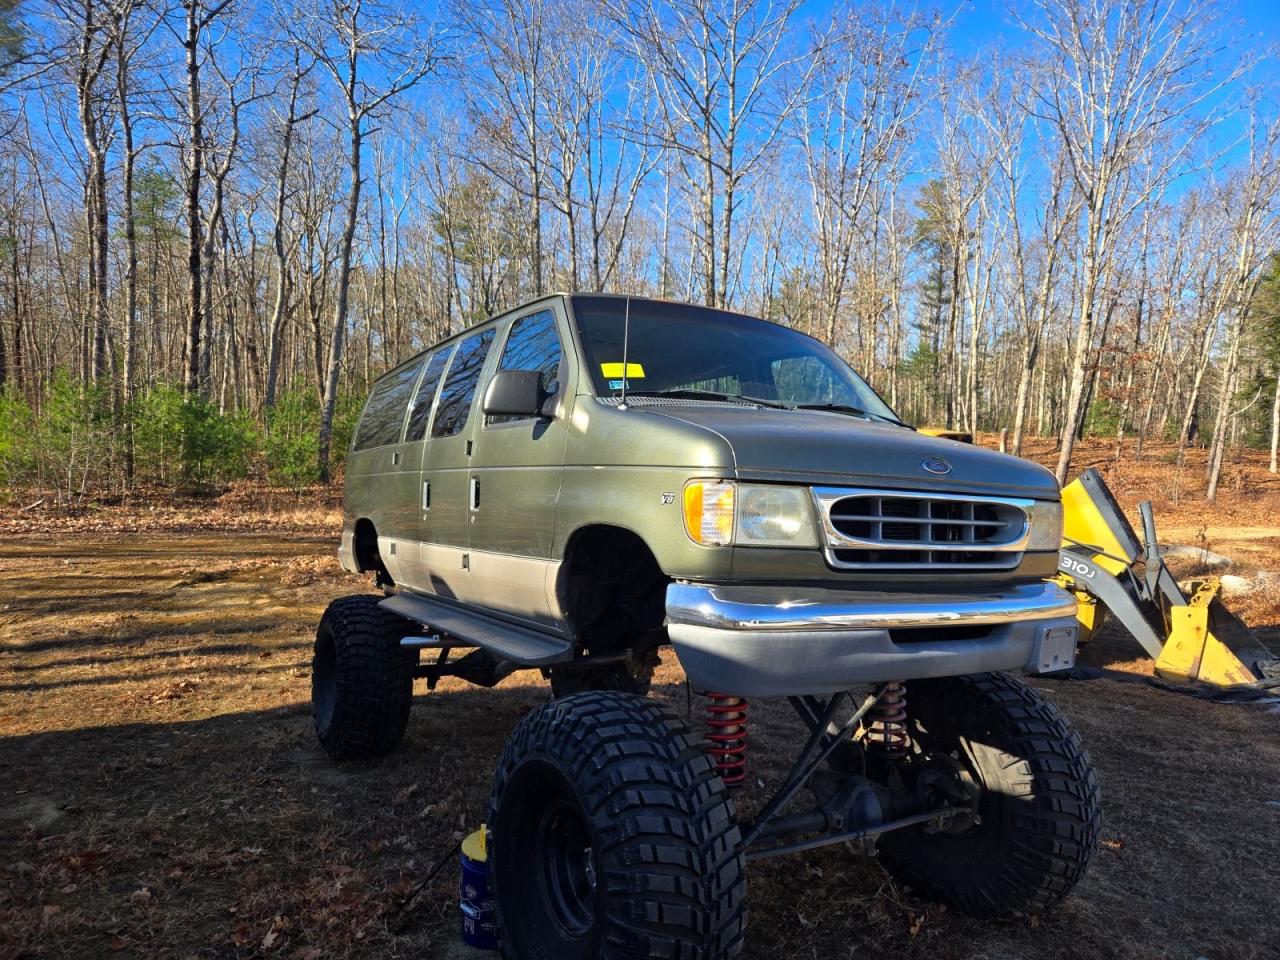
[[704, 692, 749, 787], [865, 681, 910, 757]]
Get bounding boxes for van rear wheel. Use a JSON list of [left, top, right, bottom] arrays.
[[312, 595, 416, 760]]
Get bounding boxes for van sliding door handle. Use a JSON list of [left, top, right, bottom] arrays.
[[470, 477, 480, 511], [422, 481, 431, 511]]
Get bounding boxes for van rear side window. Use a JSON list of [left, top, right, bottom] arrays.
[[405, 348, 453, 442], [432, 328, 495, 438], [353, 360, 422, 451]]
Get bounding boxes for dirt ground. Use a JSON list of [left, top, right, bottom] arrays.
[[4, 438, 1280, 960]]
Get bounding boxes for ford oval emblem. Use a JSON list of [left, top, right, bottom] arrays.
[[922, 457, 952, 475]]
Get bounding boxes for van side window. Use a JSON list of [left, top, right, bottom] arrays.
[[489, 309, 562, 424], [353, 360, 422, 451], [431, 328, 496, 438], [404, 348, 453, 442]]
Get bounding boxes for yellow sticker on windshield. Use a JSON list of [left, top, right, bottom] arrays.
[[601, 362, 645, 379]]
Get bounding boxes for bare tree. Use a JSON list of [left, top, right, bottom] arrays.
[[1206, 106, 1280, 500], [263, 48, 315, 409], [174, 0, 236, 395], [292, 0, 442, 479], [984, 61, 1080, 456], [609, 0, 809, 308], [1019, 0, 1241, 484], [455, 0, 552, 297], [48, 0, 115, 384], [800, 4, 940, 347]]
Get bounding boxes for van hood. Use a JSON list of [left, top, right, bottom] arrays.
[[645, 404, 1060, 500]]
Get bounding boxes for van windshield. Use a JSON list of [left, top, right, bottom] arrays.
[[570, 296, 901, 423]]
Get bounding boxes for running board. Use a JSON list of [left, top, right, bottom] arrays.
[[380, 592, 573, 667]]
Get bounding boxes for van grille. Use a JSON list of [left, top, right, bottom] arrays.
[[813, 487, 1031, 571]]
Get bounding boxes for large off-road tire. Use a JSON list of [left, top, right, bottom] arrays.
[[311, 595, 416, 761], [548, 654, 655, 699], [878, 672, 1101, 918], [489, 691, 746, 960]]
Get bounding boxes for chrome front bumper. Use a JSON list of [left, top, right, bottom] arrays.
[[665, 581, 1079, 696]]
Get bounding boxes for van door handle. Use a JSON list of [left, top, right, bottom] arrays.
[[422, 481, 431, 511], [470, 477, 480, 511]]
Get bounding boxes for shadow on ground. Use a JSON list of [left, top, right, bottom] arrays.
[[3, 533, 1280, 959]]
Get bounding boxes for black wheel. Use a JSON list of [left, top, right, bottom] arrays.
[[878, 672, 1101, 918], [489, 691, 746, 960], [548, 652, 656, 699], [311, 594, 416, 760]]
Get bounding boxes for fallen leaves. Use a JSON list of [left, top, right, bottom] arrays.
[[392, 782, 419, 805]]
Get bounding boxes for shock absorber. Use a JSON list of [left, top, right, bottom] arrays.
[[703, 692, 749, 787], [864, 681, 910, 757]]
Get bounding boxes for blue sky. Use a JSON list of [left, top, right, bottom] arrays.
[[940, 0, 1280, 57]]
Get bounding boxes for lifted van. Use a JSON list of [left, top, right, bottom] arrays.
[[313, 294, 1098, 959]]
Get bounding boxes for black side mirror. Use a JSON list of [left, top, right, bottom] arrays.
[[482, 369, 544, 417]]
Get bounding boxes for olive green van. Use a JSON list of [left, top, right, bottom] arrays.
[[313, 294, 1098, 959]]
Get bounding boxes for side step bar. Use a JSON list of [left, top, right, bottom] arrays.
[[380, 591, 573, 667]]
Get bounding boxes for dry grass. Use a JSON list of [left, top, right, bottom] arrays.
[[3, 439, 1280, 959]]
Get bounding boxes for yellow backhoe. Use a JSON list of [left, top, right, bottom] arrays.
[[1053, 468, 1279, 688]]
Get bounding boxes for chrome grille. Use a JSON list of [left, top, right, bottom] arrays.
[[812, 486, 1031, 570]]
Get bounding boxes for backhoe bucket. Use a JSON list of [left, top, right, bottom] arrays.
[[1153, 579, 1273, 686], [1056, 469, 1279, 688]]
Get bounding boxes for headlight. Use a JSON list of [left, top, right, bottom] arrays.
[[1025, 500, 1063, 551], [737, 484, 818, 547], [682, 480, 817, 548]]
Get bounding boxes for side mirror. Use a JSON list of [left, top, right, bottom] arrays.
[[482, 369, 544, 417]]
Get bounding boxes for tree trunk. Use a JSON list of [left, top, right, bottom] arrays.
[[1055, 239, 1099, 484], [318, 106, 363, 481], [182, 0, 204, 395], [1270, 371, 1280, 473], [263, 96, 299, 408]]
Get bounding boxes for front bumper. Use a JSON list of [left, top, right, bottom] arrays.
[[665, 581, 1079, 696]]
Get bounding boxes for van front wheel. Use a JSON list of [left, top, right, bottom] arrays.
[[489, 691, 746, 960], [877, 672, 1101, 918]]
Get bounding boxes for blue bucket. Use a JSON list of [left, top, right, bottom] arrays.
[[459, 827, 498, 950]]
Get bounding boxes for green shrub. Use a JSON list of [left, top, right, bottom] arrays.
[[264, 390, 322, 490], [1085, 396, 1120, 438], [331, 392, 365, 471], [131, 383, 256, 489], [131, 384, 187, 484], [179, 398, 256, 487], [32, 371, 119, 502], [0, 387, 35, 493]]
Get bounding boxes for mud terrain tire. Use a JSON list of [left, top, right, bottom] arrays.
[[489, 691, 746, 960], [311, 595, 416, 760], [878, 672, 1101, 918]]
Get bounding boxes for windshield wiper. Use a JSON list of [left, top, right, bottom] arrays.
[[628, 388, 792, 410], [791, 402, 911, 428]]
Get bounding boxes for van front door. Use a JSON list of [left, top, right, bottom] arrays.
[[466, 304, 572, 631]]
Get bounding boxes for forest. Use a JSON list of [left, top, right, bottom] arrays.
[[1, 0, 1279, 501]]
